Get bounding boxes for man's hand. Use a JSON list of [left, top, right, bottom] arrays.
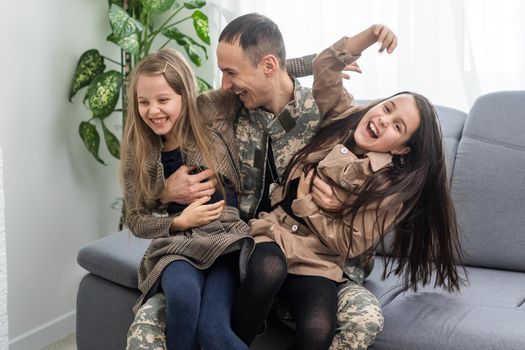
[[160, 165, 217, 205], [172, 197, 225, 231], [311, 176, 344, 212]]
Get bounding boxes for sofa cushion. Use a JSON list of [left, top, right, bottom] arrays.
[[451, 91, 525, 271], [78, 230, 149, 289], [368, 263, 525, 350], [434, 105, 466, 178]]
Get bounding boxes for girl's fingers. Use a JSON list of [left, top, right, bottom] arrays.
[[192, 196, 211, 206], [206, 206, 224, 222], [312, 176, 331, 196], [375, 26, 397, 53], [377, 27, 388, 51], [384, 32, 397, 52], [201, 201, 225, 216], [389, 37, 398, 53]]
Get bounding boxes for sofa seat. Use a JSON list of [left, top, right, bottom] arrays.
[[366, 257, 525, 350]]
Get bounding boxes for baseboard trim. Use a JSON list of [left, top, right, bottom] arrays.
[[9, 310, 76, 350]]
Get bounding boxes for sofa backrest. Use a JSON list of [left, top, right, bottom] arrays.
[[451, 91, 525, 272], [435, 105, 467, 179]]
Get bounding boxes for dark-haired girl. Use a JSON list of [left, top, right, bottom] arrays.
[[232, 25, 464, 350]]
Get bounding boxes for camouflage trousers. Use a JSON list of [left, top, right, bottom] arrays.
[[126, 282, 383, 350]]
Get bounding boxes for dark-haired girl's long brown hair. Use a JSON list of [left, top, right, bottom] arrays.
[[281, 92, 466, 292]]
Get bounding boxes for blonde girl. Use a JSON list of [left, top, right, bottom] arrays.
[[120, 48, 254, 350]]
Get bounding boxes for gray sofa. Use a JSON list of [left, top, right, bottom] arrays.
[[77, 91, 525, 350]]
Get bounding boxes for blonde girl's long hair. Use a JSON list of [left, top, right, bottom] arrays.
[[120, 48, 218, 206]]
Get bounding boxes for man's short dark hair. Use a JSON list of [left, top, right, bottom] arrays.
[[218, 13, 286, 68]]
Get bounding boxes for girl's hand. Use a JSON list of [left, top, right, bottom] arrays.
[[342, 62, 362, 80], [345, 24, 398, 57], [172, 196, 225, 231], [297, 170, 314, 199], [372, 24, 398, 53], [311, 176, 345, 212]]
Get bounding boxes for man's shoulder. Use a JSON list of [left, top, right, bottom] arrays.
[[197, 89, 239, 107], [197, 89, 241, 122], [291, 79, 317, 114]]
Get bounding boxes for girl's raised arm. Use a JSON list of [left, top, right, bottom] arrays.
[[313, 25, 397, 122]]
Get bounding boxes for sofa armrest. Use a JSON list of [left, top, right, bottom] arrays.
[[77, 230, 149, 289]]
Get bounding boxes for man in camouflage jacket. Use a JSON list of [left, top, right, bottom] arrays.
[[127, 13, 383, 350]]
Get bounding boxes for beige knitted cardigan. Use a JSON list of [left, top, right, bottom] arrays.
[[122, 90, 255, 312]]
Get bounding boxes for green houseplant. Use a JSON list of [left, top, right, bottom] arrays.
[[69, 0, 212, 165]]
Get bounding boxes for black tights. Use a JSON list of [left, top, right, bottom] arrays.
[[232, 242, 338, 350]]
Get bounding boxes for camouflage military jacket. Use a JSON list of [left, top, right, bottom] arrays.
[[235, 77, 321, 221]]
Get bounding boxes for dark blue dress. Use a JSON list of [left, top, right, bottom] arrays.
[[161, 149, 238, 214]]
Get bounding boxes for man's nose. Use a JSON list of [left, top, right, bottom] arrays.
[[221, 75, 233, 90]]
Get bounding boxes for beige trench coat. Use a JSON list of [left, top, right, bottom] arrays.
[[250, 37, 401, 282]]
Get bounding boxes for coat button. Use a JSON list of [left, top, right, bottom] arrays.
[[340, 147, 348, 154], [291, 224, 298, 232]]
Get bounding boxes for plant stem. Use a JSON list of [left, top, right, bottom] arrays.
[[103, 56, 124, 66], [170, 15, 193, 27], [148, 5, 185, 39], [159, 38, 172, 50]]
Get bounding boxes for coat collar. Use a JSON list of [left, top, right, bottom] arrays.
[[247, 77, 310, 132], [365, 152, 393, 172]]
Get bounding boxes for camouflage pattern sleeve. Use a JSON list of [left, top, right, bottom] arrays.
[[286, 54, 316, 78], [329, 282, 384, 350], [126, 293, 166, 350]]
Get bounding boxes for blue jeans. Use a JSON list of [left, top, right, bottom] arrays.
[[160, 252, 248, 350]]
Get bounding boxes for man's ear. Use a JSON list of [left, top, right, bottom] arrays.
[[391, 146, 411, 155], [261, 54, 278, 75]]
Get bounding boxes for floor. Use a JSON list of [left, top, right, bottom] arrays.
[[41, 333, 76, 350], [41, 317, 293, 350]]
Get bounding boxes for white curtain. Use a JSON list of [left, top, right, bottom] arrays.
[[209, 0, 525, 111], [0, 148, 7, 350]]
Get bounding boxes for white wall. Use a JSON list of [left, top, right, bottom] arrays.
[[0, 1, 126, 348], [0, 1, 217, 348], [0, 148, 8, 350]]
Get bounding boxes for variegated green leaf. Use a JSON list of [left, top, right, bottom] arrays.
[[141, 0, 177, 14], [102, 121, 121, 159], [69, 49, 106, 101], [192, 10, 209, 44], [196, 76, 212, 93], [85, 70, 123, 119], [79, 121, 106, 165], [186, 45, 201, 66], [108, 4, 143, 55], [162, 27, 207, 66], [183, 0, 205, 9], [107, 32, 141, 55]]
